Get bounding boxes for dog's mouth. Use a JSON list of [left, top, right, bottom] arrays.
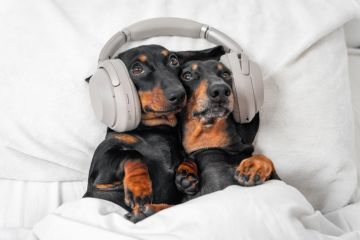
[[141, 107, 182, 127], [193, 104, 232, 126], [143, 106, 183, 116]]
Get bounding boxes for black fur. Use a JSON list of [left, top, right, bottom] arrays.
[[177, 60, 279, 200], [84, 45, 225, 222]]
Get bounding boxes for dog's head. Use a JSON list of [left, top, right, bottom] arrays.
[[117, 45, 225, 127], [115, 45, 184, 127], [86, 45, 224, 127], [180, 60, 234, 126]]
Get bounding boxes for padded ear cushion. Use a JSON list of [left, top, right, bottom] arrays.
[[248, 60, 264, 115], [89, 59, 141, 132], [220, 52, 263, 123]]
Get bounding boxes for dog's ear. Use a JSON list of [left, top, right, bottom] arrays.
[[85, 75, 92, 83], [175, 46, 225, 64]]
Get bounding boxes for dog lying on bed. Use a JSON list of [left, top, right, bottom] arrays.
[[175, 59, 280, 199], [84, 45, 225, 223]]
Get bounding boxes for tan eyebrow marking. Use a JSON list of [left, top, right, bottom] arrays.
[[161, 50, 169, 56], [139, 54, 147, 62], [217, 64, 223, 70], [191, 64, 198, 70]]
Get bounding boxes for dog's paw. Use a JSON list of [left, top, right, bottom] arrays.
[[175, 171, 199, 195], [124, 204, 171, 223], [123, 161, 152, 209], [234, 155, 275, 187], [124, 188, 152, 210], [124, 205, 156, 223], [124, 180, 152, 209], [175, 160, 199, 195]]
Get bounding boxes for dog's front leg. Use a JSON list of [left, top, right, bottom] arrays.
[[122, 156, 172, 223], [121, 156, 154, 222], [234, 155, 279, 186]]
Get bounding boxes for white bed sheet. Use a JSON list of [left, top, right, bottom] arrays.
[[0, 179, 86, 229], [29, 181, 360, 240], [1, 179, 360, 240]]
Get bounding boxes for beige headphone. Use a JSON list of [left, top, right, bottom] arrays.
[[89, 17, 264, 132]]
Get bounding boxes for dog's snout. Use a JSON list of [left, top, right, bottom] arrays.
[[167, 90, 186, 106], [208, 83, 231, 103]]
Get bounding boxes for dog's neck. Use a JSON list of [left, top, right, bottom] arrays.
[[181, 110, 246, 155]]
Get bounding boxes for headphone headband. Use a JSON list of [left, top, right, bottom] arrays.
[[99, 17, 243, 61], [90, 17, 263, 132]]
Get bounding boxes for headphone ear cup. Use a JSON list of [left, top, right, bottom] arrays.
[[89, 65, 117, 128], [89, 60, 141, 132], [220, 52, 263, 123], [107, 60, 141, 132]]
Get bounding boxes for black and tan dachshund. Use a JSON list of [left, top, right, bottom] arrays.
[[84, 45, 225, 223], [175, 59, 280, 199]]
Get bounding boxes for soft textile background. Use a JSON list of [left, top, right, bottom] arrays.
[[254, 28, 357, 211], [32, 182, 360, 240], [0, 0, 359, 214], [348, 47, 360, 198]]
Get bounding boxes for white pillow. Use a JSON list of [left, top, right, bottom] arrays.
[[254, 29, 357, 212], [0, 0, 359, 212], [348, 47, 360, 201]]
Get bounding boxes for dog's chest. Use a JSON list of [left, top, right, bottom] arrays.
[[135, 130, 183, 203], [193, 152, 239, 198], [182, 118, 240, 154], [182, 118, 228, 153], [129, 129, 183, 167]]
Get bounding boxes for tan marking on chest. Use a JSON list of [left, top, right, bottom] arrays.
[[183, 118, 230, 153]]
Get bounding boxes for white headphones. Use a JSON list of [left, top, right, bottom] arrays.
[[89, 17, 264, 132]]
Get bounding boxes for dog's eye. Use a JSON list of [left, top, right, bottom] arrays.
[[222, 71, 231, 80], [169, 55, 179, 67], [181, 71, 193, 81], [131, 63, 144, 75]]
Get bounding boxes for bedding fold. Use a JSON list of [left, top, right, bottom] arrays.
[[32, 181, 360, 240]]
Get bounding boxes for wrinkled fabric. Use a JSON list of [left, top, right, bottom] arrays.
[[32, 182, 360, 240]]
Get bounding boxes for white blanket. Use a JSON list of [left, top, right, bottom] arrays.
[[32, 181, 360, 240]]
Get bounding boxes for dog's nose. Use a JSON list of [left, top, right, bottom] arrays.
[[208, 83, 231, 103], [167, 90, 186, 106]]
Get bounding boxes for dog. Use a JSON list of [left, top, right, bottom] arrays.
[[175, 59, 280, 199], [84, 45, 225, 223]]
